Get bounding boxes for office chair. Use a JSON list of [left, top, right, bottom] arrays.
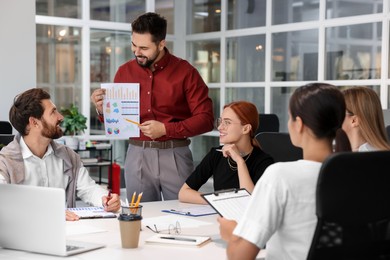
[[307, 151, 390, 260], [255, 114, 280, 135], [0, 134, 14, 150], [0, 121, 12, 134], [255, 132, 303, 162], [386, 125, 390, 143]]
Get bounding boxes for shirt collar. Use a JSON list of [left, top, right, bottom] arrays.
[[20, 136, 54, 159], [151, 47, 170, 72]]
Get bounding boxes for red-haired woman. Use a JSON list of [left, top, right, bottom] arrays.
[[178, 101, 274, 204]]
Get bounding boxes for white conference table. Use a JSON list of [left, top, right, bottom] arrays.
[[0, 200, 266, 260]]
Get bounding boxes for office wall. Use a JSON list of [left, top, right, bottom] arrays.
[[0, 0, 36, 129]]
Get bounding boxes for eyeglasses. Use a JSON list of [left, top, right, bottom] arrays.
[[146, 221, 181, 235], [215, 117, 242, 128]]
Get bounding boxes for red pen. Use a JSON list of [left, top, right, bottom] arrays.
[[106, 189, 112, 207]]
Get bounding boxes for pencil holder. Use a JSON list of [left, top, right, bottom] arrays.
[[118, 211, 142, 249], [121, 205, 143, 216]]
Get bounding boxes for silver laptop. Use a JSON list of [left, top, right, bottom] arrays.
[[0, 184, 105, 256]]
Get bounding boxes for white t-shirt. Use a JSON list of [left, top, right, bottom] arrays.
[[233, 160, 322, 260], [358, 142, 377, 152]]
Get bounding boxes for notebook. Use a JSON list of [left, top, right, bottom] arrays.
[[0, 184, 105, 256], [67, 206, 116, 219]]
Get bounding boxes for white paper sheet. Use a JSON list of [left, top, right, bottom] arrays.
[[101, 83, 140, 138]]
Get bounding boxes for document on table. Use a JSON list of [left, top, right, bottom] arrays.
[[161, 205, 217, 217], [145, 234, 211, 247], [201, 188, 251, 222], [67, 207, 116, 219]]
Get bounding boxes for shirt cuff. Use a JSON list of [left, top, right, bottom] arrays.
[[96, 108, 103, 116]]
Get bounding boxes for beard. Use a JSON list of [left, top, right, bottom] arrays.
[[41, 118, 63, 139], [135, 48, 160, 68]]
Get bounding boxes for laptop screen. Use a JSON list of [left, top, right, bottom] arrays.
[[0, 184, 104, 256]]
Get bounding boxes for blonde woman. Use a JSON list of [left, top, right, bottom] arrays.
[[342, 87, 390, 151]]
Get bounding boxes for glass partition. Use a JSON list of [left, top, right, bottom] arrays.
[[326, 0, 382, 19], [271, 87, 296, 132], [225, 87, 265, 114], [90, 0, 145, 23], [226, 35, 265, 82], [36, 0, 81, 18], [227, 0, 266, 30], [36, 24, 82, 110], [325, 23, 382, 80], [90, 30, 132, 134], [187, 0, 221, 34], [156, 0, 174, 34], [187, 40, 220, 83], [272, 0, 319, 25], [272, 29, 318, 81]]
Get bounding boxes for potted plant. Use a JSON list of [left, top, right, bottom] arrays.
[[60, 104, 87, 149]]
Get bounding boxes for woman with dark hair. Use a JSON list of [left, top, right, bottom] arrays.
[[178, 101, 274, 204], [218, 83, 351, 260]]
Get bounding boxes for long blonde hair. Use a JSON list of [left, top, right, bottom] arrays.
[[343, 87, 390, 150]]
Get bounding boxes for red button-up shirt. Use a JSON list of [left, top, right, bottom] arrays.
[[113, 48, 214, 141]]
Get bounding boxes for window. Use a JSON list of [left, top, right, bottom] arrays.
[[36, 1, 390, 165]]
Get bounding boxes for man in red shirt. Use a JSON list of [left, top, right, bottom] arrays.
[[91, 12, 214, 202]]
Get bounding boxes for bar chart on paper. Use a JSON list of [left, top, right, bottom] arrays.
[[101, 83, 140, 138]]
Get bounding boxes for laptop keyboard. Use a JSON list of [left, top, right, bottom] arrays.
[[66, 245, 83, 252]]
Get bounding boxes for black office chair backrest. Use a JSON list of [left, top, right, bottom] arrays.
[[256, 114, 279, 135], [307, 151, 390, 260], [255, 132, 302, 162], [0, 121, 12, 134], [0, 134, 14, 150], [386, 125, 390, 143]]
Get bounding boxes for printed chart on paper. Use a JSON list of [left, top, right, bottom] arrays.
[[101, 83, 140, 138]]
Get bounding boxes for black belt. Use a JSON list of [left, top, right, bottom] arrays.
[[129, 139, 191, 149]]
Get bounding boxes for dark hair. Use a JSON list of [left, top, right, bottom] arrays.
[[224, 101, 260, 147], [9, 88, 50, 136], [131, 12, 167, 43], [289, 83, 348, 150]]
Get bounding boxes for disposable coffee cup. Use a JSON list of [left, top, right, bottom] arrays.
[[118, 205, 142, 248]]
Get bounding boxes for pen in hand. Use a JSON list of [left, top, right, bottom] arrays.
[[106, 189, 112, 207]]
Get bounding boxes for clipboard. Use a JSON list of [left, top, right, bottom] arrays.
[[201, 188, 251, 222]]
